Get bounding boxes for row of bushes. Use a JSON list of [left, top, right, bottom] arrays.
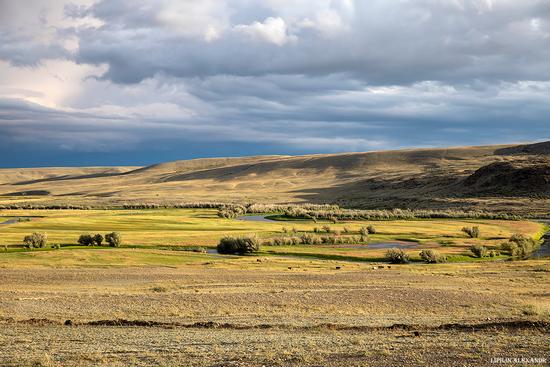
[[21, 232, 121, 249], [280, 208, 524, 221], [0, 202, 543, 221], [0, 202, 231, 210], [217, 203, 337, 219], [264, 234, 369, 246], [78, 232, 121, 247], [280, 225, 376, 236], [386, 249, 447, 264], [469, 234, 540, 259]]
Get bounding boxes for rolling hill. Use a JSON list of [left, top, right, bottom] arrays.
[[0, 142, 548, 215]]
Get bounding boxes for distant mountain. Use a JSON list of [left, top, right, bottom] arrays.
[[0, 142, 548, 215]]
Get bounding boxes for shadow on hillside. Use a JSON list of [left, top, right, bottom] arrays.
[[288, 175, 470, 210], [10, 171, 132, 186]]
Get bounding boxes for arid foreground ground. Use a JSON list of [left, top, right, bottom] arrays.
[[0, 259, 548, 366]]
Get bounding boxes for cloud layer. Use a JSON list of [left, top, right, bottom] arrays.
[[0, 0, 549, 166]]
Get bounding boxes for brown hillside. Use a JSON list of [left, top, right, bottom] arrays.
[[0, 142, 548, 215]]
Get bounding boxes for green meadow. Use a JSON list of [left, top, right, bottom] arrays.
[[0, 208, 545, 265]]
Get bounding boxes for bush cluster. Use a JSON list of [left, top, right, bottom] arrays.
[[217, 235, 260, 254], [78, 232, 120, 247], [461, 226, 480, 238], [469, 244, 487, 258], [500, 234, 539, 259], [386, 248, 409, 264], [77, 233, 104, 246], [419, 249, 446, 263], [23, 233, 47, 249]]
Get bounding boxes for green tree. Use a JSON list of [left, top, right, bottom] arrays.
[[105, 232, 122, 247]]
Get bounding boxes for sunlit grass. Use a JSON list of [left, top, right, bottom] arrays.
[[0, 208, 544, 265]]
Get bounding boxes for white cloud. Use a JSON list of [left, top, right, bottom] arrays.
[[0, 59, 106, 108], [235, 17, 295, 46], [156, 0, 230, 41]]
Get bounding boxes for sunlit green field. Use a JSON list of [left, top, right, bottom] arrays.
[[0, 208, 545, 265]]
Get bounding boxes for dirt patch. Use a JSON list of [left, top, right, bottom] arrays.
[[4, 317, 548, 333], [4, 190, 50, 196]]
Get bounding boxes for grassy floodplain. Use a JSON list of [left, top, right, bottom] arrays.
[[0, 208, 545, 264]]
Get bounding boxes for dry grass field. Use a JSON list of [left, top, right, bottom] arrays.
[[0, 260, 548, 366]]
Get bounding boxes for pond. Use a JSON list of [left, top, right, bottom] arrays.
[[321, 242, 419, 250], [0, 217, 37, 225], [236, 215, 276, 222], [531, 231, 550, 258]]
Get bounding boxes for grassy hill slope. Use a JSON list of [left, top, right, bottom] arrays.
[[0, 142, 548, 214]]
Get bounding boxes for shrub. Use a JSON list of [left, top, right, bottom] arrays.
[[462, 226, 480, 238], [500, 241, 518, 255], [217, 205, 246, 219], [77, 234, 94, 246], [23, 232, 47, 248], [500, 234, 539, 258], [343, 226, 350, 234], [419, 249, 446, 263], [217, 237, 240, 254], [300, 233, 320, 245], [367, 225, 377, 234], [322, 225, 331, 233], [105, 232, 122, 247], [469, 244, 487, 258], [93, 233, 104, 246], [217, 209, 235, 219], [217, 235, 260, 254], [386, 248, 409, 264], [359, 227, 368, 236]]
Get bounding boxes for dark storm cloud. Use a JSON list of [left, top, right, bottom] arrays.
[[69, 0, 550, 85]]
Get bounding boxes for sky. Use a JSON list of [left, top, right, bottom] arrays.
[[0, 0, 549, 167]]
